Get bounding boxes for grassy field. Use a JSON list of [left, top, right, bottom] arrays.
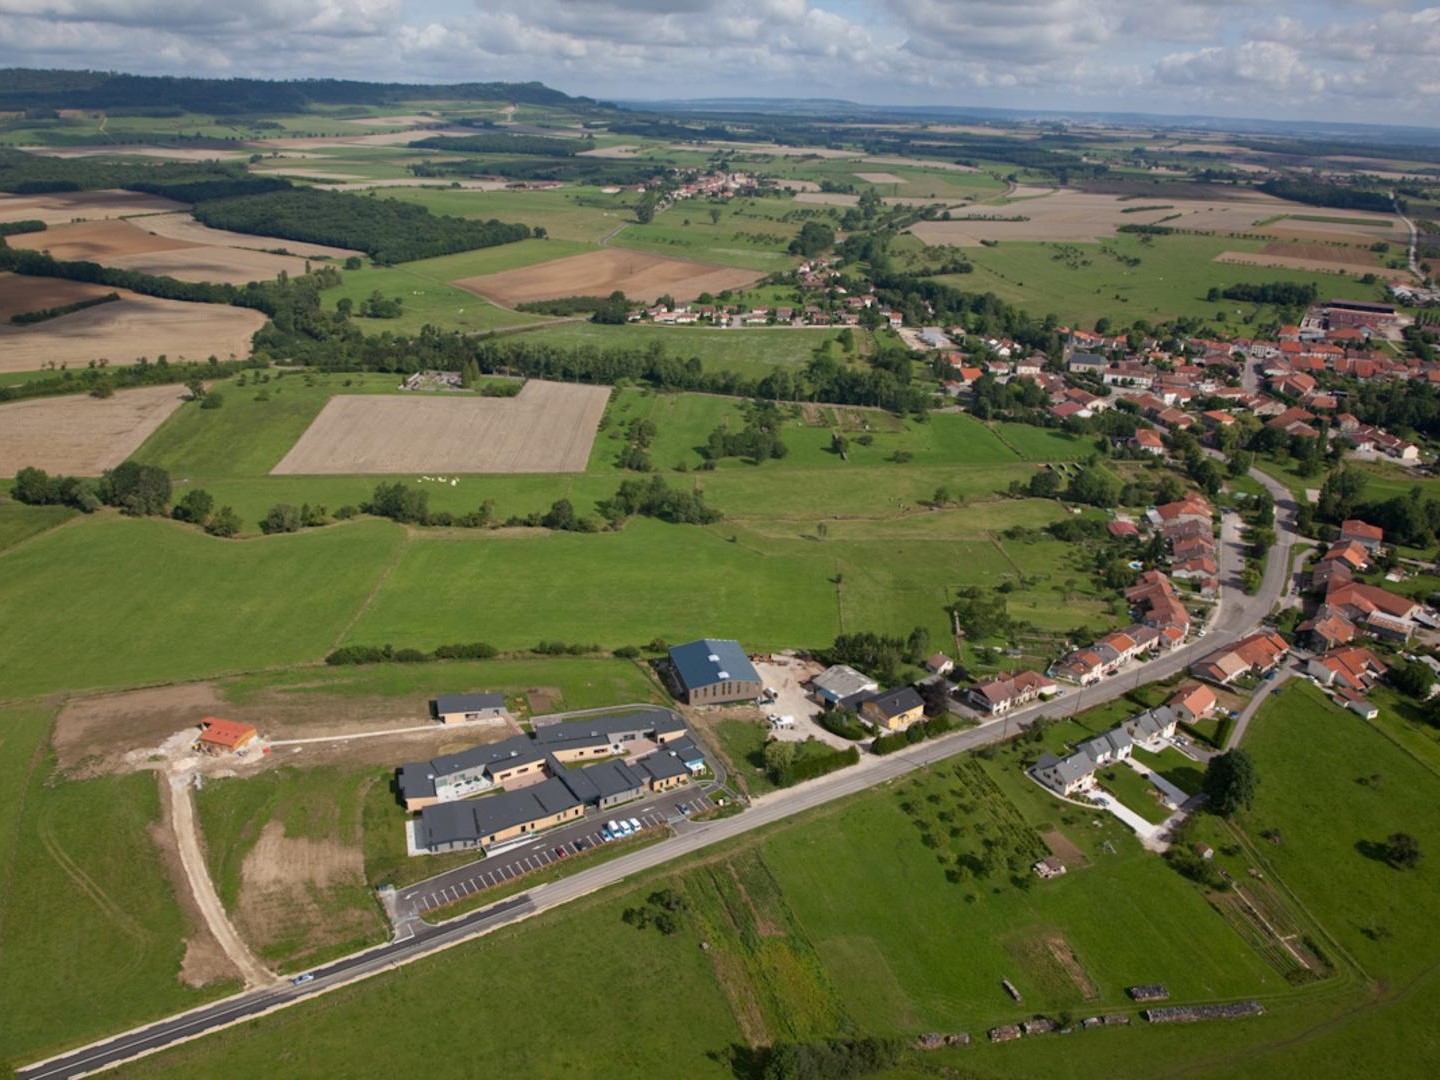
[[933, 232, 1387, 332], [380, 186, 632, 244], [320, 264, 548, 334], [0, 501, 76, 552], [0, 706, 217, 1066], [0, 516, 405, 700]]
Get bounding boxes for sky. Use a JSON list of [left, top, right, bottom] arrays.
[[1, 0, 1437, 126]]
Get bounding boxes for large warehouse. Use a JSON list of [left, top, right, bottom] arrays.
[[668, 639, 763, 704]]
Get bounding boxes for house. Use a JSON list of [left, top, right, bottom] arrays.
[[1299, 611, 1357, 651], [1033, 729, 1132, 796], [1124, 706, 1179, 745], [811, 664, 880, 708], [1077, 728, 1133, 766], [1325, 579, 1421, 628], [860, 687, 926, 730], [1307, 647, 1387, 692], [434, 692, 509, 725], [668, 639, 763, 704], [1335, 687, 1379, 719], [1340, 519, 1384, 552], [968, 670, 1057, 714], [1167, 682, 1218, 725], [1054, 649, 1106, 686], [1132, 428, 1165, 455], [1149, 494, 1212, 529], [1108, 520, 1140, 539], [925, 653, 955, 676], [1190, 632, 1290, 685], [197, 717, 259, 755], [1311, 541, 1370, 587]]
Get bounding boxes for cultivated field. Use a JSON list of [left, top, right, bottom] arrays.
[[139, 212, 360, 259], [910, 189, 1309, 245], [0, 384, 190, 475], [1215, 249, 1384, 277], [0, 293, 264, 371], [455, 248, 761, 306], [0, 188, 188, 225], [107, 247, 313, 285], [0, 271, 115, 321], [271, 379, 610, 475], [8, 219, 195, 260]]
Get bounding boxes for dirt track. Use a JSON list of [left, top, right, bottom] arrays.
[[0, 383, 189, 475], [271, 379, 611, 475], [455, 247, 761, 306]]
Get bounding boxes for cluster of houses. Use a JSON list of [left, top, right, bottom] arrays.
[[398, 708, 705, 854], [1300, 520, 1435, 648], [1189, 631, 1290, 686], [1052, 570, 1193, 686], [1032, 683, 1218, 797], [1148, 494, 1221, 592], [807, 662, 926, 730]]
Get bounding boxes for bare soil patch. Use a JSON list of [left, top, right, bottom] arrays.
[[1260, 242, 1379, 266], [862, 155, 978, 172], [23, 145, 248, 162], [0, 293, 263, 372], [1044, 932, 1099, 1000], [1215, 250, 1380, 276], [855, 171, 906, 185], [1040, 829, 1087, 867], [0, 272, 115, 320], [578, 144, 642, 158], [793, 192, 859, 207], [342, 114, 435, 127], [0, 383, 188, 476], [139, 212, 360, 259], [107, 246, 313, 285], [8, 219, 198, 261], [526, 686, 562, 715], [272, 379, 610, 474], [456, 247, 760, 306], [0, 188, 189, 225]]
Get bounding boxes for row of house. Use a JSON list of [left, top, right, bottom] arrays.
[[397, 710, 706, 853], [1189, 632, 1290, 686], [1053, 571, 1191, 686]]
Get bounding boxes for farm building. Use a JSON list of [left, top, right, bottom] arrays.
[[859, 687, 925, 730], [811, 664, 880, 708], [434, 692, 510, 725], [668, 639, 763, 704], [197, 717, 259, 755]]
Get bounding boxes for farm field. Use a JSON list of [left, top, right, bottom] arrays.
[[8, 218, 195, 260], [0, 516, 406, 699], [455, 247, 762, 306], [137, 212, 360, 258], [320, 264, 548, 335], [0, 501, 75, 551], [0, 382, 189, 475], [271, 380, 610, 475], [0, 188, 188, 224], [1215, 249, 1383, 277], [0, 292, 264, 371], [0, 271, 117, 321], [379, 186, 631, 244]]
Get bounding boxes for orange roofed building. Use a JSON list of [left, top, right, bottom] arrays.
[[198, 717, 259, 754]]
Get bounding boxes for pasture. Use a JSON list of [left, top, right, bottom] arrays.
[[0, 293, 264, 372], [321, 264, 548, 335], [455, 247, 762, 306], [379, 185, 631, 244], [0, 383, 189, 475], [270, 380, 610, 475]]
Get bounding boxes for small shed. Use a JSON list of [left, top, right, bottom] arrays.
[[1033, 856, 1067, 879], [198, 717, 259, 755]]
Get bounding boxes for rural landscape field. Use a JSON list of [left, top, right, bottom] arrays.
[[3, 41, 1440, 1080]]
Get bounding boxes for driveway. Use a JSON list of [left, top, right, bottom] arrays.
[[1089, 791, 1166, 850]]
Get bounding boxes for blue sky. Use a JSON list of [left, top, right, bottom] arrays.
[[0, 1, 1435, 126]]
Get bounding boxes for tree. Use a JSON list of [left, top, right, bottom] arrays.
[[762, 738, 796, 782], [906, 624, 931, 662], [1067, 465, 1120, 508], [172, 488, 214, 526], [1204, 749, 1258, 817], [1385, 832, 1423, 870], [260, 503, 302, 534], [206, 505, 242, 538], [1389, 660, 1435, 700], [1028, 469, 1062, 498], [789, 220, 836, 258], [12, 466, 57, 505], [184, 375, 206, 401], [98, 461, 170, 516]]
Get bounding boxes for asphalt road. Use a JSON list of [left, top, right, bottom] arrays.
[[19, 467, 1299, 1079]]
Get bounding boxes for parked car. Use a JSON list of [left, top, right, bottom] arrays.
[[574, 837, 592, 851], [554, 847, 568, 859], [628, 817, 643, 833]]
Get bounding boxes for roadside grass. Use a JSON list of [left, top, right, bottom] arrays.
[[0, 516, 405, 700], [706, 718, 840, 798], [0, 501, 75, 551], [0, 706, 211, 1066], [194, 766, 390, 971]]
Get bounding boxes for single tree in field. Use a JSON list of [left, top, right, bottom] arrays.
[[1385, 832, 1423, 870], [1204, 749, 1258, 817]]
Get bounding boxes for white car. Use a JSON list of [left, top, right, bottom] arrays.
[[628, 817, 643, 833]]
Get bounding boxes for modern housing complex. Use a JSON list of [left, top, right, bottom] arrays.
[[398, 708, 705, 853]]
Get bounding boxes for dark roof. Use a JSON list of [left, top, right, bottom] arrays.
[[421, 777, 581, 847], [668, 639, 761, 691], [430, 734, 545, 777], [533, 709, 673, 748], [586, 759, 646, 798], [398, 762, 437, 802], [662, 736, 704, 764], [864, 686, 924, 719], [641, 752, 690, 782], [555, 763, 600, 804], [434, 692, 506, 715]]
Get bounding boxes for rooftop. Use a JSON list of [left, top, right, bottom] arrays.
[[669, 639, 761, 691]]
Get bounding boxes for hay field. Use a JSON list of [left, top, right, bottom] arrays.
[[140, 212, 360, 258], [1215, 242, 1383, 277], [0, 189, 188, 225], [1259, 214, 1407, 244], [0, 384, 188, 474], [0, 273, 115, 321], [454, 247, 761, 306], [910, 189, 1296, 245], [271, 380, 610, 475], [0, 294, 264, 372], [342, 115, 434, 127]]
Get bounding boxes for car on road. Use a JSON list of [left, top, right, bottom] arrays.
[[291, 973, 315, 986]]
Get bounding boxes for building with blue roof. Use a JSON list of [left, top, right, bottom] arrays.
[[667, 639, 763, 704]]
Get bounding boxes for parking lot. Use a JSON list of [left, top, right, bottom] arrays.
[[751, 654, 854, 749], [396, 787, 716, 919]]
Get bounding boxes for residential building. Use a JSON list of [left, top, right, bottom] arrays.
[[925, 653, 955, 676], [968, 670, 1057, 714], [860, 687, 926, 730], [434, 692, 509, 725], [1190, 632, 1290, 685], [668, 639, 763, 704], [1166, 683, 1218, 725], [1123, 707, 1178, 745], [1033, 729, 1132, 797], [1339, 519, 1384, 552], [1307, 647, 1387, 692]]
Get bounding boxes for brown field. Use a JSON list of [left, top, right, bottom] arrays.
[[455, 247, 761, 306], [0, 384, 188, 475], [107, 247, 313, 286], [909, 188, 1302, 245], [861, 155, 978, 172], [1261, 241, 1380, 265], [8, 219, 196, 261], [22, 145, 249, 162], [0, 293, 264, 372], [0, 272, 116, 320], [854, 172, 906, 184], [0, 188, 189, 225], [271, 379, 611, 475], [1215, 250, 1384, 276], [139, 212, 360, 258], [342, 114, 435, 127], [1259, 215, 1407, 243]]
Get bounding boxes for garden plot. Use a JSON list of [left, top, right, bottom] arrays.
[[0, 384, 188, 475], [271, 379, 610, 474]]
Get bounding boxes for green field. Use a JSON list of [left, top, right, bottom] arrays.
[[0, 706, 218, 1066], [379, 186, 633, 244], [320, 264, 548, 334], [0, 501, 75, 552]]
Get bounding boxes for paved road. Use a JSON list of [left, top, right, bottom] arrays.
[[19, 468, 1299, 1079]]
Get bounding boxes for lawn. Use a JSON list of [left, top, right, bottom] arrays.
[[1094, 761, 1173, 824], [0, 516, 405, 699], [0, 706, 218, 1066], [0, 500, 75, 552]]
